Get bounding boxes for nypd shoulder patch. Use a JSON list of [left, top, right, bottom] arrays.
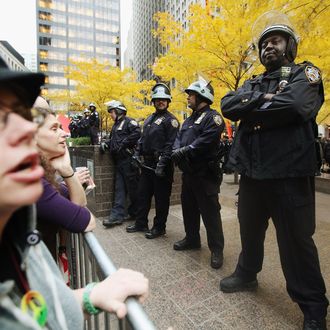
[[213, 115, 223, 126], [171, 119, 179, 128], [130, 120, 138, 126], [305, 66, 321, 84]]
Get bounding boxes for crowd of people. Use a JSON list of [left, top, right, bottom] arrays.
[[68, 103, 100, 145], [0, 13, 328, 330]]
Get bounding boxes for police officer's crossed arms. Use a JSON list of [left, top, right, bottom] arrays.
[[172, 80, 225, 270], [101, 101, 141, 227], [126, 83, 179, 240], [220, 13, 328, 330]]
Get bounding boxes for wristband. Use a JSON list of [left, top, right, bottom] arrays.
[[61, 172, 75, 179], [83, 282, 101, 315]]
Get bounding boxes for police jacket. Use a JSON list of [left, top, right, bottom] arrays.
[[109, 116, 141, 156], [221, 62, 324, 179], [138, 110, 179, 167], [89, 110, 100, 128], [78, 117, 90, 137], [174, 105, 224, 173]]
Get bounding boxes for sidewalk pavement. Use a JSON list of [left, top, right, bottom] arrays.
[[94, 174, 329, 330]]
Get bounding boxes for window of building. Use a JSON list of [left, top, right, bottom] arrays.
[[39, 49, 48, 59], [39, 24, 51, 33], [39, 11, 52, 21], [39, 62, 48, 72], [39, 36, 51, 46]]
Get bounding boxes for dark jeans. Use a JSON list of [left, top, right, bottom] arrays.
[[236, 175, 328, 320], [109, 158, 139, 220], [134, 165, 173, 230], [181, 173, 224, 252]]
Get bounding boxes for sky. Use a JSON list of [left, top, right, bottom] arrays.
[[0, 0, 132, 60]]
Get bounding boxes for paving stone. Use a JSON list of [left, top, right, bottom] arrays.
[[92, 176, 330, 330]]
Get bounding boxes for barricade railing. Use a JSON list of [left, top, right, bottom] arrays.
[[69, 232, 156, 330]]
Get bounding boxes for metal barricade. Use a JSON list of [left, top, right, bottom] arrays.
[[69, 232, 156, 330]]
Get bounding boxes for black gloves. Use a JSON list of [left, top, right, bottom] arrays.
[[171, 146, 191, 164], [131, 154, 142, 169], [155, 164, 166, 177]]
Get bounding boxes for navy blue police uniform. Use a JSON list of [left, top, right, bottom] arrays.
[[78, 116, 90, 137], [221, 61, 329, 321], [133, 110, 179, 232], [106, 116, 141, 223], [173, 105, 225, 253], [89, 109, 100, 145]]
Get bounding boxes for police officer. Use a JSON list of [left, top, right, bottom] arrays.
[[78, 109, 91, 138], [68, 115, 79, 138], [88, 102, 100, 145], [126, 83, 179, 239], [172, 80, 225, 269], [220, 16, 328, 330], [102, 100, 141, 227]]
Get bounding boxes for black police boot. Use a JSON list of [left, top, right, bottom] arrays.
[[303, 318, 327, 330], [145, 227, 166, 239], [173, 238, 201, 251], [220, 273, 258, 293], [103, 218, 123, 227], [210, 251, 223, 269], [126, 223, 149, 233]]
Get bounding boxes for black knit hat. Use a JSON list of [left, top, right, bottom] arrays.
[[0, 57, 45, 107]]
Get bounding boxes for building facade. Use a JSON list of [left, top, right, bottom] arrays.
[[166, 0, 206, 30], [22, 53, 38, 72], [0, 41, 28, 71], [36, 0, 121, 95], [132, 0, 165, 81]]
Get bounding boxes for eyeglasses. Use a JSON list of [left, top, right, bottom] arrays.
[[0, 105, 46, 131]]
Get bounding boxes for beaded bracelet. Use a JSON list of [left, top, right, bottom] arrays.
[[61, 172, 75, 179], [83, 282, 101, 315]]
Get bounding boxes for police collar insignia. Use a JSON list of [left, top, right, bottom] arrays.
[[117, 120, 125, 130], [154, 117, 164, 125], [194, 112, 206, 124], [281, 66, 291, 78], [305, 66, 321, 84]]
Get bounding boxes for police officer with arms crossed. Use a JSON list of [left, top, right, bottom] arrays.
[[220, 13, 328, 330], [88, 102, 100, 145], [102, 100, 141, 227], [172, 80, 225, 269], [126, 83, 179, 239]]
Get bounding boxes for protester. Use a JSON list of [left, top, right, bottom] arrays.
[[33, 96, 96, 259], [0, 58, 149, 329]]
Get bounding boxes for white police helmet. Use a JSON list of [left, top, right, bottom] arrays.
[[89, 102, 96, 109], [104, 100, 127, 115], [185, 80, 214, 104], [151, 83, 172, 101]]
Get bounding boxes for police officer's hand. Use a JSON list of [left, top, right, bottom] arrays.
[[100, 141, 109, 154], [171, 146, 191, 164], [155, 164, 166, 177], [131, 155, 142, 169]]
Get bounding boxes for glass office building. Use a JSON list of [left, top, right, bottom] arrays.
[[36, 0, 120, 95]]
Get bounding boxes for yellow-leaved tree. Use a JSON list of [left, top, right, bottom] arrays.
[[49, 59, 155, 131], [153, 0, 330, 124]]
